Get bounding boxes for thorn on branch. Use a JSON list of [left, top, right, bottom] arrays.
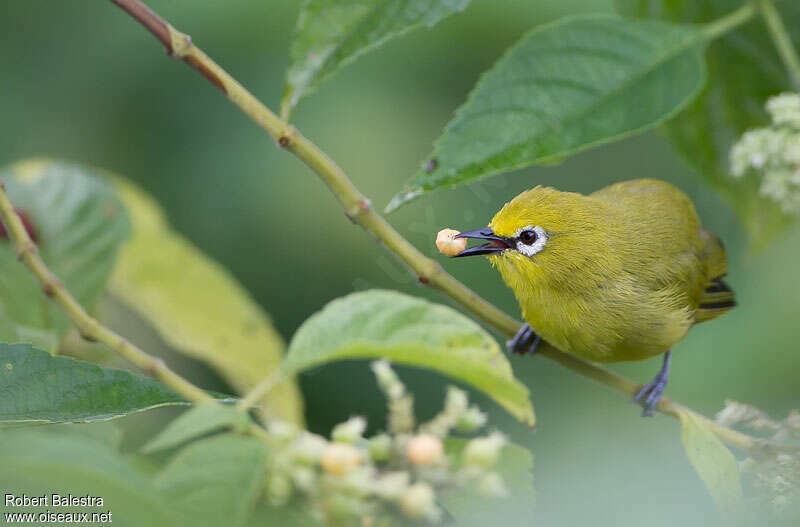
[[345, 199, 372, 222], [15, 241, 37, 261], [41, 280, 62, 297], [79, 331, 98, 343], [144, 358, 166, 378]]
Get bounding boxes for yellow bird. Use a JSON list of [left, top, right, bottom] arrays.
[[453, 179, 735, 416]]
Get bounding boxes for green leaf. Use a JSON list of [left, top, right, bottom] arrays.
[[0, 342, 226, 423], [142, 403, 251, 453], [282, 289, 535, 426], [679, 411, 742, 508], [155, 434, 268, 527], [441, 439, 534, 525], [108, 177, 303, 425], [387, 14, 708, 211], [617, 0, 796, 249], [0, 160, 130, 350], [282, 0, 470, 114], [0, 427, 177, 526]]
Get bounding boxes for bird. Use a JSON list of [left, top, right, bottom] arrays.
[[452, 179, 735, 416]]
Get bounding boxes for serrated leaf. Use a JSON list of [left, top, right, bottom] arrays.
[[0, 160, 130, 350], [155, 434, 268, 527], [282, 0, 470, 114], [0, 427, 177, 526], [282, 289, 534, 426], [143, 403, 251, 453], [108, 177, 303, 425], [387, 15, 707, 211], [617, 0, 797, 249], [679, 411, 742, 508], [442, 439, 534, 524], [0, 342, 228, 423]]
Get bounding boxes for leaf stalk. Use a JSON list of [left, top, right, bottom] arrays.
[[754, 0, 800, 89]]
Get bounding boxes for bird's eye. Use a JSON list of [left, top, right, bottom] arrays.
[[519, 230, 537, 245]]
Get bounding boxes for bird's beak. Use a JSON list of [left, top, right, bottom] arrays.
[[452, 228, 514, 257]]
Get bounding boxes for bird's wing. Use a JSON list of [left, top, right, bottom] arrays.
[[591, 179, 734, 319]]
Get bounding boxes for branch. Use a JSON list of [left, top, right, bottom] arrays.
[[0, 181, 214, 405], [108, 0, 788, 453], [755, 0, 800, 90]]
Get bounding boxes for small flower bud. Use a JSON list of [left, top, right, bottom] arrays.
[[436, 228, 467, 256], [324, 494, 368, 522], [456, 407, 488, 433], [374, 471, 410, 501], [766, 92, 800, 125], [476, 472, 509, 498], [292, 432, 329, 465], [321, 443, 362, 475], [268, 420, 298, 443], [290, 466, 317, 492], [265, 473, 293, 506], [444, 387, 469, 414], [371, 360, 405, 400], [405, 434, 444, 466], [367, 433, 392, 462], [332, 416, 367, 443], [400, 482, 440, 521], [463, 431, 506, 469]]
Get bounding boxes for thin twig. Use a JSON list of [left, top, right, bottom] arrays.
[[106, 0, 794, 453], [0, 181, 214, 404], [755, 0, 800, 89]]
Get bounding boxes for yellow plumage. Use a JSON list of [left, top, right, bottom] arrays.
[[485, 179, 734, 363]]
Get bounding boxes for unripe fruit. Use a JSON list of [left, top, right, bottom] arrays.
[[400, 482, 437, 520], [367, 433, 392, 462], [435, 228, 466, 256], [321, 443, 361, 475], [405, 434, 443, 466], [332, 416, 366, 443], [463, 432, 506, 469]]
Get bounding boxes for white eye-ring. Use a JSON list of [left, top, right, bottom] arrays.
[[514, 225, 547, 257]]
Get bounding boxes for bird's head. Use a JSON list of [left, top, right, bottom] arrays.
[[454, 186, 604, 286]]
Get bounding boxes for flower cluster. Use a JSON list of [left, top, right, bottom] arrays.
[[730, 92, 800, 214], [716, 400, 800, 512], [261, 360, 510, 525]]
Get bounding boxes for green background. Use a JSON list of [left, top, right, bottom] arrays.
[[1, 1, 798, 525]]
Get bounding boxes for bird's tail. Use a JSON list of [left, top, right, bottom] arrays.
[[695, 229, 736, 323], [695, 275, 736, 323]]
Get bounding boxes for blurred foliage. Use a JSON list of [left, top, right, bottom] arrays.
[[0, 161, 129, 351], [282, 0, 469, 114], [618, 0, 800, 249], [0, 0, 799, 526], [109, 172, 303, 423]]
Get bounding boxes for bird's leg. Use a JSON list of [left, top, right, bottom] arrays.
[[634, 350, 672, 417], [506, 323, 542, 355]]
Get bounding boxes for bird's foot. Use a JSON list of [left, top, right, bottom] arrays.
[[634, 350, 672, 417], [506, 323, 541, 355], [634, 377, 667, 417]]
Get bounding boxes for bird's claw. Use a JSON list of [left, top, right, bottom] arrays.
[[634, 376, 667, 417], [506, 324, 541, 355], [634, 350, 672, 418]]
